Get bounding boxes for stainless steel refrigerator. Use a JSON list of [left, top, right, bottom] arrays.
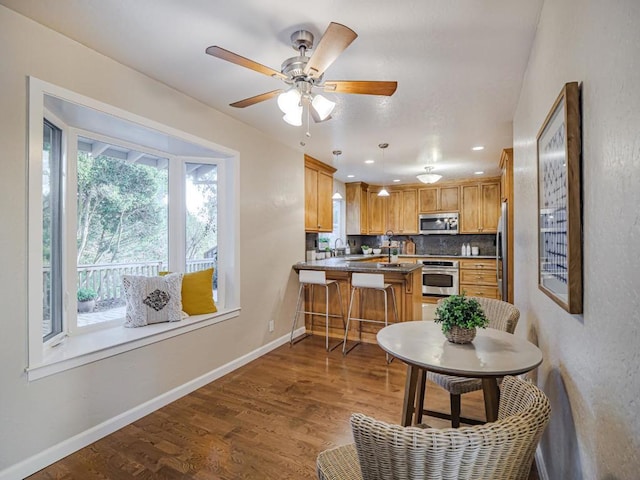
[[497, 200, 508, 301]]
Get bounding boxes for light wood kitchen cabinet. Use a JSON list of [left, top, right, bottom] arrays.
[[418, 185, 459, 213], [368, 191, 386, 235], [460, 180, 500, 233], [387, 189, 418, 234], [459, 258, 499, 299], [304, 155, 336, 233], [346, 182, 369, 234]]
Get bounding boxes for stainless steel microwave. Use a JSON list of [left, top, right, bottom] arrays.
[[418, 213, 459, 235]]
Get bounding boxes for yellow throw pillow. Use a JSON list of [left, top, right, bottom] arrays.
[[159, 268, 217, 315]]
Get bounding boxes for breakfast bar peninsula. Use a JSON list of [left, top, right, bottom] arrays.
[[292, 256, 423, 345]]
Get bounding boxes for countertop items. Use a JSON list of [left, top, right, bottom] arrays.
[[408, 254, 497, 259], [293, 256, 422, 274]]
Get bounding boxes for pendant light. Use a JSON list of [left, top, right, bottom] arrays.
[[417, 165, 442, 184], [331, 150, 343, 199], [378, 143, 390, 197]]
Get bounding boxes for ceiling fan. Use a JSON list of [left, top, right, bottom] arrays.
[[205, 22, 398, 126]]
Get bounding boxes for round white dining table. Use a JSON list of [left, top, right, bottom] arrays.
[[377, 321, 543, 426]]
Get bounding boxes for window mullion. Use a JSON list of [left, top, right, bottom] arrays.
[[167, 156, 185, 272], [65, 129, 80, 334]]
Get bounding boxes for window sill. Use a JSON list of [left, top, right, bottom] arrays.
[[27, 307, 241, 381]]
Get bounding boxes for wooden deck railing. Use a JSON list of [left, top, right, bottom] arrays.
[[43, 259, 216, 309]]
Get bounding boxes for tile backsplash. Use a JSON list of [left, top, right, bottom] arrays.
[[307, 232, 496, 256]]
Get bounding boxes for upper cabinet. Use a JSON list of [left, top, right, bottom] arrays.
[[387, 189, 418, 234], [460, 180, 500, 233], [368, 190, 386, 235], [418, 185, 459, 213], [304, 155, 336, 233], [346, 182, 370, 234], [346, 176, 500, 236]]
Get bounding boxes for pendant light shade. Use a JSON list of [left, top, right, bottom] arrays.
[[331, 150, 343, 199], [311, 94, 336, 121], [277, 88, 301, 114], [377, 143, 390, 197], [417, 166, 443, 184], [282, 107, 303, 126]]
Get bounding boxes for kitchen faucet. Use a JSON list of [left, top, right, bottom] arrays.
[[334, 238, 344, 256], [385, 230, 394, 262]]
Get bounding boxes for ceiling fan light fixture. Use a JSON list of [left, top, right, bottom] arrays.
[[282, 106, 303, 126], [277, 88, 301, 115], [332, 191, 343, 199], [311, 94, 336, 121], [417, 166, 442, 184], [378, 187, 390, 197]]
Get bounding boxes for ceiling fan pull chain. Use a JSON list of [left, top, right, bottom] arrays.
[[305, 107, 311, 138]]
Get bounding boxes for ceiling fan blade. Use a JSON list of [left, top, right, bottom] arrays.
[[303, 22, 357, 79], [323, 80, 398, 96], [230, 89, 283, 108], [206, 46, 287, 80]]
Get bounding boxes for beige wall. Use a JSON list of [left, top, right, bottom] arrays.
[[0, 6, 302, 472], [513, 0, 640, 478]]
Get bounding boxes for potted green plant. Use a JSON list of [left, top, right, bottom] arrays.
[[361, 244, 371, 254], [77, 287, 97, 313], [434, 293, 489, 344]]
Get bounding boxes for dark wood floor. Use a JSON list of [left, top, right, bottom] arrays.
[[29, 336, 538, 479]]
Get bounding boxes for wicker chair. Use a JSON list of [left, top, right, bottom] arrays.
[[426, 296, 520, 427], [316, 375, 550, 480]]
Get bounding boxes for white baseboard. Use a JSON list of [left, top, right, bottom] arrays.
[[0, 328, 304, 480], [535, 445, 549, 480]]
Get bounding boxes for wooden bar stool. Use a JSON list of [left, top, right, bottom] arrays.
[[290, 269, 346, 351], [343, 272, 398, 362]]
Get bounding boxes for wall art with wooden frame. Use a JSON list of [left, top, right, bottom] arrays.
[[536, 82, 582, 314]]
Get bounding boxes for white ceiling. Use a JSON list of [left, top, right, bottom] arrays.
[[1, 0, 543, 184]]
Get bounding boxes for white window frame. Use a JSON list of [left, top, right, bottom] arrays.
[[27, 77, 240, 380]]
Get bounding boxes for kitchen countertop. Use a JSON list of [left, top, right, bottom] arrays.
[[293, 255, 422, 274], [293, 254, 497, 274]]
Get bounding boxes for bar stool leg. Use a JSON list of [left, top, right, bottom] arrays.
[[390, 286, 399, 323], [326, 282, 346, 352], [324, 284, 330, 351], [343, 286, 358, 355], [382, 289, 392, 364], [290, 283, 305, 345]]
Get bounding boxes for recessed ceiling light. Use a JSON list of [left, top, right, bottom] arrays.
[[393, 179, 401, 183], [474, 171, 484, 175], [364, 159, 375, 164], [472, 146, 484, 151], [347, 174, 355, 178]]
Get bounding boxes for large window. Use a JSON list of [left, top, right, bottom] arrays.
[[74, 137, 170, 329], [28, 78, 239, 376]]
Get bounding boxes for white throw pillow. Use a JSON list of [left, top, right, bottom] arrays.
[[122, 273, 184, 327]]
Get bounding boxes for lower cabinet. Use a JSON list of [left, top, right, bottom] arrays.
[[459, 259, 499, 299]]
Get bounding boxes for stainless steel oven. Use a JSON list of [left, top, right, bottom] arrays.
[[422, 260, 459, 296]]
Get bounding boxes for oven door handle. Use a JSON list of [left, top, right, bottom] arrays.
[[422, 269, 458, 275]]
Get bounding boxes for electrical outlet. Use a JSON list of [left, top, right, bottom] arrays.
[[268, 319, 275, 332]]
